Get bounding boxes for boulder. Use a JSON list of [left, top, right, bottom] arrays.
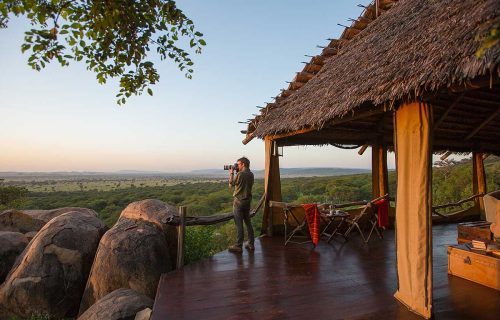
[[77, 288, 153, 320], [135, 308, 152, 320], [79, 218, 172, 314], [0, 210, 45, 233], [0, 231, 29, 282], [24, 207, 97, 223], [24, 231, 38, 242], [118, 199, 176, 230], [0, 211, 107, 318], [0, 207, 97, 234], [118, 199, 178, 268]]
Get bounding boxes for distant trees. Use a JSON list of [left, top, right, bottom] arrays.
[[4, 156, 498, 264], [0, 180, 28, 210], [0, 0, 205, 104]]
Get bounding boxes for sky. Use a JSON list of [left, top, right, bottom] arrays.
[[0, 0, 393, 172]]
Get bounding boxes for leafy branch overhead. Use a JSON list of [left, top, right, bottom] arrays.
[[0, 0, 206, 104]]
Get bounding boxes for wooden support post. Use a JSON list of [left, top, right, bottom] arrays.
[[472, 152, 487, 219], [263, 138, 282, 236], [176, 206, 186, 269], [371, 144, 389, 198]]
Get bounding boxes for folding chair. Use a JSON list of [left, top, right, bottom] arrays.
[[343, 194, 389, 244], [269, 201, 312, 246]]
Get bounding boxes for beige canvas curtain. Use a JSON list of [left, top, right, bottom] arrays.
[[393, 102, 433, 319]]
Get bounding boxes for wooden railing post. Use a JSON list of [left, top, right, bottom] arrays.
[[176, 206, 186, 269]]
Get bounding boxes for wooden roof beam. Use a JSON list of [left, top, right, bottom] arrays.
[[302, 63, 322, 74], [294, 71, 315, 83], [242, 132, 254, 145], [280, 89, 294, 97], [448, 76, 500, 92], [326, 39, 342, 48], [265, 108, 386, 142], [287, 81, 305, 91], [439, 151, 453, 160], [460, 95, 500, 107], [309, 55, 325, 65], [274, 96, 286, 103], [337, 23, 365, 32], [465, 107, 500, 140], [322, 47, 339, 57], [348, 16, 374, 24], [433, 93, 465, 130], [433, 139, 500, 155]]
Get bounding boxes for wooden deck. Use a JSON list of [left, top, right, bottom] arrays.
[[152, 224, 500, 319]]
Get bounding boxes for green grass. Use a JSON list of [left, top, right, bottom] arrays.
[[1, 156, 498, 264]]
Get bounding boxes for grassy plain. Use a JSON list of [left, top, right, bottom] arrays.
[[1, 174, 225, 192], [1, 157, 498, 263]]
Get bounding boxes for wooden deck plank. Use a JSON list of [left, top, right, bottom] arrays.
[[153, 224, 500, 319]]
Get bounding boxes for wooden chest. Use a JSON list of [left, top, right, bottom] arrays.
[[448, 245, 500, 290], [457, 221, 493, 244]]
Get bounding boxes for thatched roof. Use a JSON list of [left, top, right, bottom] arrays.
[[245, 0, 500, 144]]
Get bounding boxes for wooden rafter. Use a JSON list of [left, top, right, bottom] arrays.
[[465, 107, 500, 140], [294, 71, 315, 83], [432, 93, 465, 130], [268, 108, 385, 142]]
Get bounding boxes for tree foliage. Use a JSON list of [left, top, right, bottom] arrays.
[[0, 0, 206, 104], [0, 184, 28, 209], [476, 25, 499, 57]]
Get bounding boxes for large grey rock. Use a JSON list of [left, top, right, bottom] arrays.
[[118, 199, 176, 230], [23, 207, 97, 223], [0, 211, 107, 318], [77, 288, 153, 320], [79, 218, 172, 314], [118, 199, 178, 267], [0, 207, 97, 234], [0, 210, 45, 233], [0, 231, 29, 282], [24, 231, 38, 242]]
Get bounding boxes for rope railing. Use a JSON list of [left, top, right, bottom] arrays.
[[432, 193, 484, 219], [167, 194, 266, 269], [163, 194, 266, 226]]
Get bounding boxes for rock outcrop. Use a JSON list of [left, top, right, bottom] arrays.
[[24, 231, 38, 242], [79, 218, 172, 314], [118, 199, 178, 266], [0, 211, 107, 318], [77, 288, 153, 320], [0, 210, 45, 233], [23, 207, 97, 223], [0, 231, 29, 282], [0, 207, 97, 234]]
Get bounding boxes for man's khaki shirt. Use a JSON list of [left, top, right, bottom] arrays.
[[230, 168, 254, 201]]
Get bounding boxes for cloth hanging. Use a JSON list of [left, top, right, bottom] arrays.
[[375, 198, 389, 228], [393, 101, 433, 319], [302, 204, 321, 246]]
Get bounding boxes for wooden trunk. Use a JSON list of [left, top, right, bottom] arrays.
[[448, 245, 500, 291], [457, 221, 493, 244]]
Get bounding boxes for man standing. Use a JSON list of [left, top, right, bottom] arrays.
[[228, 157, 255, 253]]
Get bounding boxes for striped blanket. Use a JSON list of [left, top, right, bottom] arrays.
[[302, 204, 321, 246]]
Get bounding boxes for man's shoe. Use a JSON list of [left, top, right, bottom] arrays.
[[244, 243, 255, 251], [228, 245, 242, 253]]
